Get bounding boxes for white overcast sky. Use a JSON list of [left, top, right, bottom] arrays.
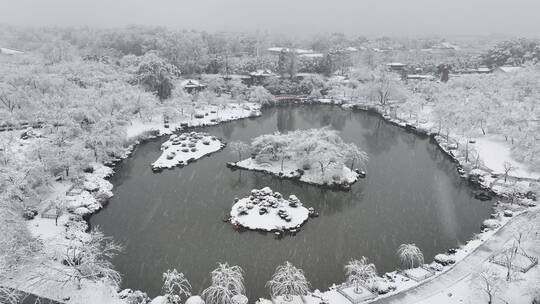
[[1, 0, 539, 37]]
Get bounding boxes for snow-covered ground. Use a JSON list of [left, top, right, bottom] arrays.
[[3, 99, 538, 304], [333, 101, 540, 304], [473, 135, 540, 179], [152, 132, 224, 169], [234, 158, 359, 189], [126, 102, 261, 140], [390, 103, 540, 181], [1, 102, 262, 304], [230, 187, 311, 232]]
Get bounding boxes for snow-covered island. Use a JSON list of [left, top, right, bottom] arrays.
[[152, 132, 224, 170], [228, 128, 368, 190], [230, 187, 316, 233]]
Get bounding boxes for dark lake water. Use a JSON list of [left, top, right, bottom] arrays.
[[91, 105, 492, 299]]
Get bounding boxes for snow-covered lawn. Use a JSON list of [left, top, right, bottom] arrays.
[[234, 158, 359, 189], [473, 135, 540, 179], [230, 187, 311, 232], [402, 267, 435, 282], [151, 132, 224, 169]]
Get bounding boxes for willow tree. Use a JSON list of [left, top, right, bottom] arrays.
[[162, 269, 191, 304], [266, 261, 311, 301], [344, 257, 377, 293], [396, 243, 424, 269], [202, 263, 245, 304]]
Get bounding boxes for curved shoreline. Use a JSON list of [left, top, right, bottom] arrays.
[[97, 101, 524, 300], [17, 100, 535, 303]]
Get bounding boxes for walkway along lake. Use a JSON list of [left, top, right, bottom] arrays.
[[90, 105, 493, 299]]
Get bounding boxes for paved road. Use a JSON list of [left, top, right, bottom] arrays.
[[373, 209, 539, 304]]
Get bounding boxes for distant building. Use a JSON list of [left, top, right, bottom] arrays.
[[267, 47, 315, 55], [222, 74, 251, 84], [493, 66, 523, 74], [386, 62, 407, 71], [432, 42, 460, 50], [182, 79, 206, 93], [455, 67, 492, 74], [249, 69, 276, 85], [298, 53, 324, 59], [293, 73, 321, 80], [476, 67, 492, 74], [406, 74, 435, 81]]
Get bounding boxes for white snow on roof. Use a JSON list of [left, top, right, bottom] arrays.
[[386, 62, 406, 66], [407, 74, 435, 80], [267, 47, 315, 54], [249, 69, 275, 77], [224, 74, 251, 79], [181, 79, 205, 88], [496, 66, 522, 73], [299, 53, 324, 58], [432, 42, 460, 50], [0, 47, 24, 55]]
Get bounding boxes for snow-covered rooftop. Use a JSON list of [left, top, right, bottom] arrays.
[[299, 53, 324, 58], [386, 62, 406, 67], [267, 47, 316, 54], [407, 74, 435, 80], [249, 69, 275, 77], [0, 47, 24, 55], [181, 79, 205, 88], [495, 66, 523, 73]]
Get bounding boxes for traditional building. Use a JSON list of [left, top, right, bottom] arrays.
[[181, 79, 206, 93]]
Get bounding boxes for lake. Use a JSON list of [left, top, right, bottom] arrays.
[[90, 105, 492, 299]]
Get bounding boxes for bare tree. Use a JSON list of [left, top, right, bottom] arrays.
[[229, 141, 251, 162], [502, 247, 517, 282], [475, 267, 503, 304], [344, 143, 369, 171], [503, 162, 514, 182]]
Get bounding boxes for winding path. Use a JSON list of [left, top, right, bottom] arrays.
[[373, 209, 539, 304]]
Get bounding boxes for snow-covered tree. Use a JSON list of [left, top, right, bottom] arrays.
[[0, 287, 22, 304], [312, 143, 343, 177], [45, 228, 123, 289], [474, 267, 503, 304], [248, 86, 275, 106], [367, 68, 405, 107], [344, 143, 369, 171], [202, 263, 245, 304], [266, 261, 311, 301], [503, 162, 514, 182], [344, 257, 377, 293], [396, 243, 424, 269], [135, 52, 180, 101], [229, 141, 251, 162], [162, 269, 192, 304]]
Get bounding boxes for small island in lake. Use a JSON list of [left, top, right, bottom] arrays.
[[230, 187, 317, 233], [228, 128, 368, 190], [152, 132, 224, 170]]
